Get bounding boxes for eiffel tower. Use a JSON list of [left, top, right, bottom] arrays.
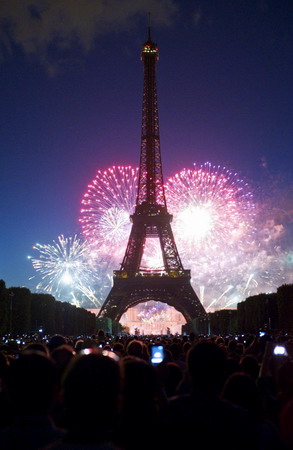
[[97, 28, 208, 333]]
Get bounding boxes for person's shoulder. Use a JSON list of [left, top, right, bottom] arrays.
[[165, 392, 195, 419], [167, 392, 190, 405], [41, 439, 122, 449]]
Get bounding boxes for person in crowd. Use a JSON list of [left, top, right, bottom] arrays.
[[227, 338, 242, 361], [48, 335, 68, 354], [24, 342, 50, 355], [0, 350, 66, 449], [222, 371, 263, 417], [125, 339, 149, 362], [164, 339, 266, 450], [0, 352, 10, 428], [272, 358, 293, 448], [158, 361, 184, 398], [280, 398, 293, 449], [73, 338, 85, 352], [116, 355, 166, 450], [276, 360, 293, 410], [50, 345, 76, 380], [112, 341, 125, 358], [44, 350, 122, 449], [240, 353, 260, 381], [169, 342, 186, 372], [222, 371, 284, 449], [257, 340, 289, 427]]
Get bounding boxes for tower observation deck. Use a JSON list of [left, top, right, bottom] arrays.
[[97, 28, 208, 333]]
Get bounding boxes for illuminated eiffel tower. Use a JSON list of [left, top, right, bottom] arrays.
[[98, 28, 208, 333]]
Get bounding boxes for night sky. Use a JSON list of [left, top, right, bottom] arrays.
[[1, 0, 292, 295]]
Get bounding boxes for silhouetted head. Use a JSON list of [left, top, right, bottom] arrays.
[[222, 371, 262, 418], [51, 344, 76, 377], [227, 339, 238, 353], [187, 340, 227, 394], [122, 356, 159, 406], [62, 352, 121, 434], [6, 350, 58, 415], [126, 339, 144, 359], [170, 342, 182, 360], [239, 354, 260, 381], [160, 362, 183, 397], [215, 336, 225, 346], [112, 342, 125, 357], [24, 342, 49, 356], [97, 329, 105, 340], [48, 334, 67, 353]]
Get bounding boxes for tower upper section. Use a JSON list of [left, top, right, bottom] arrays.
[[136, 28, 166, 210], [141, 27, 159, 61]]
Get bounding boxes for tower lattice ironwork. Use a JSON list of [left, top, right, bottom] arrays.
[[98, 29, 207, 331]]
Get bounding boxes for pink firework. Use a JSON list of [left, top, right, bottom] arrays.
[[80, 166, 138, 255], [165, 162, 256, 253]]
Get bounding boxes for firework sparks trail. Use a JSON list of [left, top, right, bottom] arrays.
[[29, 234, 103, 307]]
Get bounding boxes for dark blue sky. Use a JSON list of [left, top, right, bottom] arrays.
[[1, 0, 292, 290]]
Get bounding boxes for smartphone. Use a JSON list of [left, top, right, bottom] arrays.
[[80, 348, 93, 355], [273, 345, 288, 356], [151, 345, 164, 364]]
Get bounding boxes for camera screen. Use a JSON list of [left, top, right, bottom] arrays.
[[274, 345, 288, 356], [151, 345, 164, 364]]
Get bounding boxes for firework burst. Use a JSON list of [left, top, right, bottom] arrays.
[[165, 162, 256, 250], [80, 165, 138, 249], [30, 234, 102, 307]]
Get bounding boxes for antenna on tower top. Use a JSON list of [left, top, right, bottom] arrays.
[[147, 11, 152, 41]]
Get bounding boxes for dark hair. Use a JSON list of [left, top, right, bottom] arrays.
[[187, 340, 227, 393], [6, 350, 58, 414], [48, 334, 67, 353], [62, 353, 121, 432]]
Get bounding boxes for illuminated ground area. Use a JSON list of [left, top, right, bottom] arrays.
[[88, 301, 186, 335], [120, 302, 186, 335]]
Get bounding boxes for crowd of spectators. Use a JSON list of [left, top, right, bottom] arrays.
[[0, 330, 293, 449]]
